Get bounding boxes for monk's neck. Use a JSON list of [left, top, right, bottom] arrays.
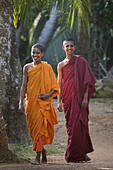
[[66, 54, 73, 60], [33, 61, 42, 65]]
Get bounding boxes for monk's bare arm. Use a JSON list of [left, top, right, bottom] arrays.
[[81, 84, 89, 109], [57, 62, 63, 112], [19, 66, 28, 114]]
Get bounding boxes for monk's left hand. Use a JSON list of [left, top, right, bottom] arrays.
[[38, 94, 49, 100], [81, 97, 88, 109]]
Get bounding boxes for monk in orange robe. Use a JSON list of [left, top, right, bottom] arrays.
[[19, 43, 59, 164]]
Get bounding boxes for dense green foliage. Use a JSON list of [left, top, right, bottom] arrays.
[[13, 0, 113, 75], [92, 0, 113, 26], [13, 0, 91, 68], [13, 0, 91, 29], [91, 0, 113, 70], [13, 0, 53, 28]]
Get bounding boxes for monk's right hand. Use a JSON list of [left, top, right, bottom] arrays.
[[19, 103, 25, 115], [57, 103, 63, 112]]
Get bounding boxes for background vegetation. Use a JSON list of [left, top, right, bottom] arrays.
[[13, 0, 113, 78]]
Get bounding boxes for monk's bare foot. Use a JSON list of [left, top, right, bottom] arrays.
[[41, 148, 47, 163], [31, 160, 40, 165], [31, 152, 40, 165], [85, 154, 91, 162]]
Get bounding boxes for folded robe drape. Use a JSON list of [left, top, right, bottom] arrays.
[[62, 55, 96, 162], [25, 62, 59, 151]]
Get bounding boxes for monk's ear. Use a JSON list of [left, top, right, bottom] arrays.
[[41, 52, 44, 57], [74, 46, 76, 50], [62, 46, 65, 51]]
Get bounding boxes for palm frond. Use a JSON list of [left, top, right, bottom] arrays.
[[13, 0, 91, 33], [13, 0, 52, 28]]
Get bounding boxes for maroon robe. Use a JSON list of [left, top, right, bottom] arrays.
[[62, 55, 96, 162]]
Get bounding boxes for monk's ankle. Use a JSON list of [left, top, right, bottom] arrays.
[[85, 154, 91, 162], [41, 148, 47, 163], [35, 152, 41, 164], [32, 152, 41, 165], [31, 152, 41, 165]]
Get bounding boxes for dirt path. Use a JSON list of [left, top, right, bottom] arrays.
[[0, 99, 113, 170]]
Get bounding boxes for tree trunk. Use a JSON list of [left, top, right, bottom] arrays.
[[0, 110, 8, 156], [0, 110, 17, 162], [0, 0, 30, 143], [90, 5, 106, 79], [77, 17, 90, 62], [77, 2, 91, 63]]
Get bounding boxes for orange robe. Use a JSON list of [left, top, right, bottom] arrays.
[[25, 62, 59, 151]]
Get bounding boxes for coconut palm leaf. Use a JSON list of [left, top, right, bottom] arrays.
[[13, 0, 91, 33], [13, 0, 51, 28]]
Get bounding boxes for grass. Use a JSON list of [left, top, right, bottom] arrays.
[[45, 146, 61, 155], [8, 144, 35, 161], [8, 143, 62, 162]]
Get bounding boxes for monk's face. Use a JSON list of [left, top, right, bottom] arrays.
[[63, 41, 76, 56], [31, 47, 44, 64]]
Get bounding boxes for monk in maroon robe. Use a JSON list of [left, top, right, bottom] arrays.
[[57, 38, 96, 162]]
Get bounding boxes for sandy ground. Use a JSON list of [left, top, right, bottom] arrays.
[[0, 99, 113, 170]]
